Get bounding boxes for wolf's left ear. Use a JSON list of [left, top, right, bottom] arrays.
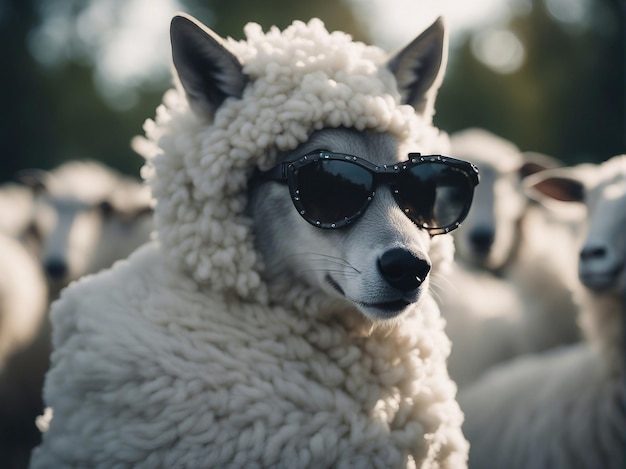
[[170, 14, 248, 119], [387, 17, 448, 119]]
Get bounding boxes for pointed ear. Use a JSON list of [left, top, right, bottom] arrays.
[[519, 151, 563, 180], [387, 16, 448, 119], [170, 14, 248, 119]]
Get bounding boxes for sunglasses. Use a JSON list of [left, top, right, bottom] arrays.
[[259, 151, 479, 235]]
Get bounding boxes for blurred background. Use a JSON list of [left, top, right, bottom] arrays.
[[1, 0, 624, 181]]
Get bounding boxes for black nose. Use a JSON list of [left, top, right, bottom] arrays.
[[378, 248, 431, 291], [469, 227, 495, 254], [44, 258, 68, 280], [580, 245, 607, 261]]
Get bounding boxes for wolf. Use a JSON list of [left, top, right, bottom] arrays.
[[31, 13, 478, 468], [167, 13, 478, 321]]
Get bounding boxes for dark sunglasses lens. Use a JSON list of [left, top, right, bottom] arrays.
[[296, 160, 374, 225], [397, 163, 472, 230]]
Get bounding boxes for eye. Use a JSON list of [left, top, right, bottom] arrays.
[[98, 200, 115, 217], [25, 221, 42, 241]]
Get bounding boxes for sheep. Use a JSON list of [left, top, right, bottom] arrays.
[[19, 160, 153, 297], [30, 15, 472, 467], [457, 154, 626, 469], [0, 231, 49, 469], [436, 128, 582, 386], [0, 163, 152, 465]]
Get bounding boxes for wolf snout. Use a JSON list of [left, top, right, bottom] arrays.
[[377, 248, 431, 291]]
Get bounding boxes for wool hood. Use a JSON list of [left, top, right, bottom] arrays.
[[138, 17, 450, 302]]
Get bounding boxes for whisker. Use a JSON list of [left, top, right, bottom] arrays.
[[301, 252, 352, 262], [298, 268, 360, 278], [283, 252, 361, 274], [429, 276, 453, 304], [430, 272, 457, 294], [309, 259, 361, 271], [428, 283, 445, 305]]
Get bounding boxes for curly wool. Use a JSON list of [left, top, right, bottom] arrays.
[[32, 18, 468, 468], [30, 243, 468, 468], [140, 19, 447, 301]]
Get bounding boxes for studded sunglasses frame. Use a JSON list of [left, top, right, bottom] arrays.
[[260, 151, 480, 235]]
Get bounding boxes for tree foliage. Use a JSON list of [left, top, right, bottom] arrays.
[[0, 0, 623, 183], [435, 0, 624, 164]]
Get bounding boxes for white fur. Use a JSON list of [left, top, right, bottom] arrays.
[[436, 128, 581, 386], [0, 232, 49, 467], [458, 155, 626, 468], [31, 16, 469, 468], [0, 234, 47, 370]]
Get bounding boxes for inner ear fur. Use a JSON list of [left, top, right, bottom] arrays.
[[525, 172, 586, 203], [170, 14, 248, 119], [387, 17, 448, 119]]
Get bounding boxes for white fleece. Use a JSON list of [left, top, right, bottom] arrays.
[[459, 343, 624, 469], [31, 18, 467, 468], [458, 209, 625, 467], [32, 242, 467, 468]]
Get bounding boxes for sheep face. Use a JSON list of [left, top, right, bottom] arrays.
[[450, 129, 559, 270], [454, 161, 525, 269], [19, 162, 153, 292], [29, 195, 105, 286], [526, 155, 626, 293], [581, 174, 626, 292]]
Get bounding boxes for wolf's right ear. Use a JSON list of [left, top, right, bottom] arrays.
[[170, 14, 248, 119], [387, 17, 448, 121]]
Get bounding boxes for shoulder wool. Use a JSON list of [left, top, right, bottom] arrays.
[[32, 242, 467, 468]]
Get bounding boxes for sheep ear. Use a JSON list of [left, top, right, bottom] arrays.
[[519, 151, 563, 179], [525, 171, 585, 203], [387, 16, 448, 119], [15, 169, 49, 194], [131, 206, 154, 221], [170, 14, 248, 119]]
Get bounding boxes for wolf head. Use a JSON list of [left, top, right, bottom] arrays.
[[140, 14, 453, 321]]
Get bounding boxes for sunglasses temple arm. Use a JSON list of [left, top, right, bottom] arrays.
[[257, 163, 288, 182]]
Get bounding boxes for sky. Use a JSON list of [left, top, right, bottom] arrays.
[[28, 0, 524, 109], [346, 0, 516, 50]]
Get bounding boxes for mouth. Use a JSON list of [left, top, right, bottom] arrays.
[[580, 263, 625, 291], [357, 299, 413, 318], [325, 274, 416, 319]]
